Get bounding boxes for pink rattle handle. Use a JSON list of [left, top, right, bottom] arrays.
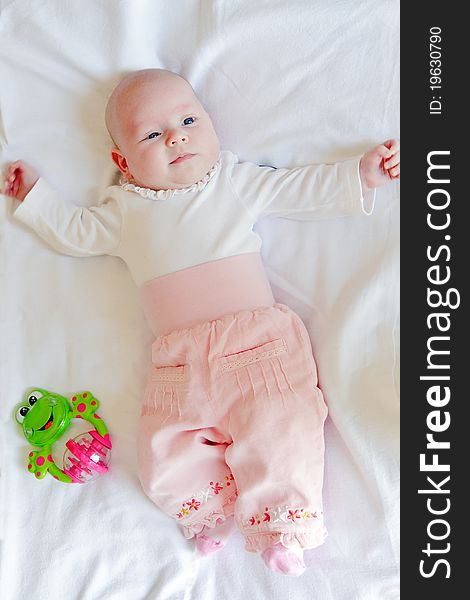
[[90, 429, 112, 449]]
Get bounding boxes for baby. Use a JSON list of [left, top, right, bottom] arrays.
[[2, 69, 400, 576]]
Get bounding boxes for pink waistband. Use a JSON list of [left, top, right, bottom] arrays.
[[141, 253, 275, 336]]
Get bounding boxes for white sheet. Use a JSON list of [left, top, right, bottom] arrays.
[[0, 1, 399, 598]]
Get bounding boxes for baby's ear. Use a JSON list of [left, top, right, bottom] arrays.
[[111, 148, 129, 176]]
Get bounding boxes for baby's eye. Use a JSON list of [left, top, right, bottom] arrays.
[[147, 131, 161, 140], [182, 117, 195, 126]]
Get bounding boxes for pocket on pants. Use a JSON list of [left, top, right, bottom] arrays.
[[142, 364, 189, 417], [151, 364, 189, 383], [218, 338, 287, 374]]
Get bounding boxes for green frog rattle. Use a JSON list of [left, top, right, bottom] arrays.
[[15, 388, 112, 483]]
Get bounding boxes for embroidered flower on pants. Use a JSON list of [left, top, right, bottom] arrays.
[[187, 498, 201, 511], [287, 509, 301, 522], [175, 474, 237, 519], [210, 481, 224, 494], [244, 506, 320, 528]]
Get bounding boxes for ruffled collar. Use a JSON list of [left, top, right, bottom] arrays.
[[120, 157, 221, 200]]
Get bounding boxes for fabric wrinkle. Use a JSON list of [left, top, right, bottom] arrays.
[[277, 356, 296, 395], [246, 366, 256, 401], [259, 362, 271, 397], [270, 359, 287, 410], [234, 371, 246, 405], [175, 388, 182, 418], [161, 391, 172, 425]]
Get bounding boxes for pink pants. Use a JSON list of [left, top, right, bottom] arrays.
[[137, 255, 328, 553]]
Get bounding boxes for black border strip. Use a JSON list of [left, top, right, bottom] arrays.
[[401, 4, 466, 596]]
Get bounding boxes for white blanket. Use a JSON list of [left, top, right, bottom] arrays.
[[0, 1, 399, 598]]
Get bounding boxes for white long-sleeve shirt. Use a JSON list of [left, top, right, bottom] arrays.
[[14, 150, 374, 287]]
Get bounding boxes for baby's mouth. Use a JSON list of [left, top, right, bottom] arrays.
[[39, 411, 54, 431], [170, 153, 195, 165]]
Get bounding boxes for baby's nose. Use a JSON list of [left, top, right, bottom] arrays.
[[166, 129, 188, 146]]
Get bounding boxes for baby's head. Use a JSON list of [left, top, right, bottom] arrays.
[[105, 69, 220, 190]]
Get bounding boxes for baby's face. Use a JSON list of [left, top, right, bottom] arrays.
[[109, 72, 220, 190]]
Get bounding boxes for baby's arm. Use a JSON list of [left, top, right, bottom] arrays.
[[229, 140, 399, 222], [229, 152, 374, 220], [2, 160, 122, 257]]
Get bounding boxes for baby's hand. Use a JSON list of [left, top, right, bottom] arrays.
[[360, 139, 400, 194], [2, 160, 39, 202]]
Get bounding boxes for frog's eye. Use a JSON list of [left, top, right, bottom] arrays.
[[16, 405, 30, 424], [28, 391, 43, 406]]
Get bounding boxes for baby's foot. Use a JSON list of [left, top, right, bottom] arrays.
[[195, 515, 235, 557], [196, 533, 225, 556], [261, 542, 306, 576]]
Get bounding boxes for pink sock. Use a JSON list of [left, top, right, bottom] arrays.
[[261, 542, 306, 576], [195, 533, 224, 556], [195, 516, 235, 557]]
